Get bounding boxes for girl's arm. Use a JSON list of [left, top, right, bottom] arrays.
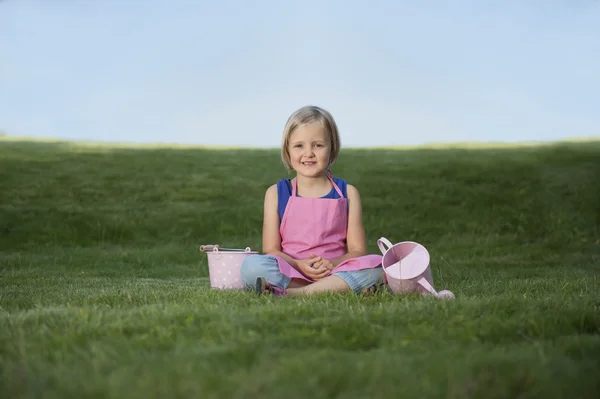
[[330, 184, 368, 267], [261, 184, 299, 268]]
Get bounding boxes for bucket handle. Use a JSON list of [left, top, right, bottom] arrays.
[[199, 244, 219, 252], [199, 245, 253, 253], [377, 237, 394, 255]]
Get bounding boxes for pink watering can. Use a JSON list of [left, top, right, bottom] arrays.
[[377, 237, 455, 299]]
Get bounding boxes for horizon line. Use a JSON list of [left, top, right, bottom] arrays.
[[1, 134, 599, 151]]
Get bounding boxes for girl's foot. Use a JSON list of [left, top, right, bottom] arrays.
[[361, 282, 386, 296], [255, 277, 287, 296]]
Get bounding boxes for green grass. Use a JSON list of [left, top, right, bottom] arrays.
[[1, 137, 599, 398]]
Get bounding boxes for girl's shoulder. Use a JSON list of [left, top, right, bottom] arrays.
[[331, 177, 348, 198], [276, 178, 292, 199]]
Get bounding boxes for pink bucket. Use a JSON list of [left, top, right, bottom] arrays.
[[377, 237, 454, 299], [199, 245, 258, 290]]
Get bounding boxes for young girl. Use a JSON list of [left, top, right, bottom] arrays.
[[240, 105, 383, 296]]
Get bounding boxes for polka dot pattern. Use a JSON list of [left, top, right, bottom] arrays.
[[207, 252, 252, 290]]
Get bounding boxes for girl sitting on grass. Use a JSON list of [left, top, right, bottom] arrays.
[[240, 105, 383, 296]]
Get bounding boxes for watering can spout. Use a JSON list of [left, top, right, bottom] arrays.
[[436, 290, 455, 299]]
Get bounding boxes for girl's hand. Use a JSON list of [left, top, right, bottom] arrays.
[[313, 257, 334, 271], [296, 254, 330, 280]]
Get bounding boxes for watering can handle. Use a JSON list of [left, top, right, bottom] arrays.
[[377, 237, 394, 255]]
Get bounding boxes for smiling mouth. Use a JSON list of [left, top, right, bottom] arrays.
[[301, 161, 316, 166]]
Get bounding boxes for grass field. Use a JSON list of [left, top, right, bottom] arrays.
[[1, 137, 599, 398]]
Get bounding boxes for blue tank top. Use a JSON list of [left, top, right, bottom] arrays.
[[276, 178, 348, 220]]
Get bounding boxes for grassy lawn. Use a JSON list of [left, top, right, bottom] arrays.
[[1, 137, 599, 398]]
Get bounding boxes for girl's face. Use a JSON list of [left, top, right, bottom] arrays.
[[288, 123, 331, 178]]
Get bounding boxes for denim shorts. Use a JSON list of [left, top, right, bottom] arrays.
[[239, 254, 383, 294]]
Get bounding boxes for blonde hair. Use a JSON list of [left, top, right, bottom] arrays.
[[281, 105, 341, 171]]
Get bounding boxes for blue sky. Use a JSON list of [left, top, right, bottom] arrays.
[[1, 0, 599, 147]]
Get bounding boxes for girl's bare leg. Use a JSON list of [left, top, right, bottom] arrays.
[[285, 275, 350, 296], [287, 278, 310, 288]]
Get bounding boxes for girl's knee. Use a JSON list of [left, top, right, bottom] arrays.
[[240, 255, 273, 285], [336, 267, 384, 293], [369, 266, 384, 281], [368, 267, 384, 287], [240, 254, 261, 279]]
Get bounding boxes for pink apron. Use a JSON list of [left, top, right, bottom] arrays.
[[271, 175, 382, 282]]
